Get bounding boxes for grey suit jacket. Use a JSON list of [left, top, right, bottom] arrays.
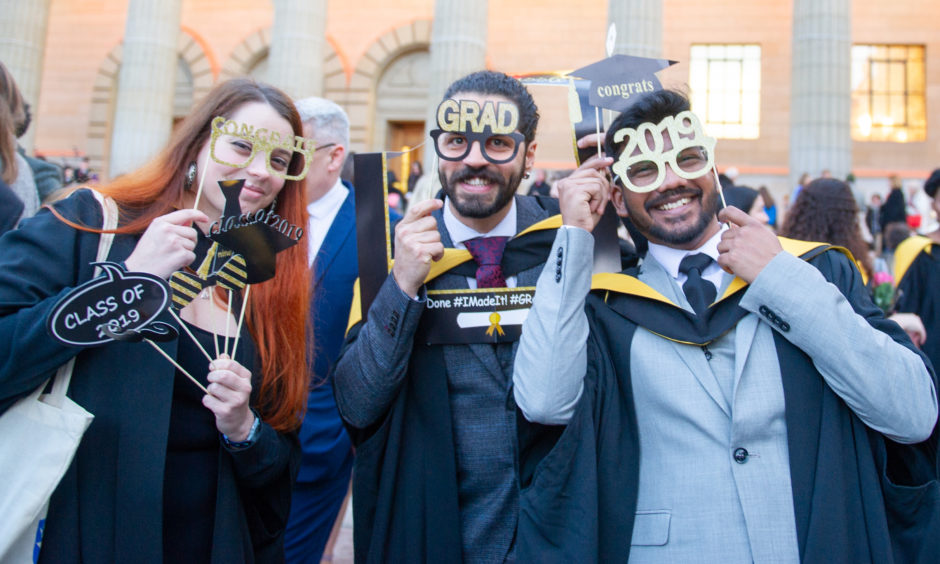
[[334, 194, 555, 563]]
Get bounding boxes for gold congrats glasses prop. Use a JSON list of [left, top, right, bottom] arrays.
[[611, 110, 717, 193], [209, 116, 316, 181], [430, 99, 525, 165]]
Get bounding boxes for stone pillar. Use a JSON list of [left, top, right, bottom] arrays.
[[415, 0, 488, 203], [268, 0, 327, 99], [789, 0, 852, 186], [109, 0, 181, 178], [0, 0, 52, 152], [607, 0, 662, 57]]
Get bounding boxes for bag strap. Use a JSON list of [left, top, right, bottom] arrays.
[[45, 189, 120, 407]]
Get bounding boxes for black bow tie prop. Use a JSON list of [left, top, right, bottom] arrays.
[[207, 179, 301, 284], [169, 237, 248, 310], [170, 179, 303, 361]]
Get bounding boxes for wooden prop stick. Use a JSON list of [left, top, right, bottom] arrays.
[[176, 150, 221, 357], [230, 285, 251, 360], [212, 288, 221, 359], [711, 165, 728, 209], [168, 308, 213, 362], [145, 339, 209, 394], [595, 106, 603, 159], [224, 290, 233, 357]]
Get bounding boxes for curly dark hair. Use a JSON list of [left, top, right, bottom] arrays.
[[780, 177, 873, 280], [444, 70, 540, 143]]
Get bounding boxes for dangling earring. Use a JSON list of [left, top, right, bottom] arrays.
[[523, 171, 531, 180], [184, 161, 197, 189]]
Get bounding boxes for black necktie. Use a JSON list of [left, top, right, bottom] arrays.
[[679, 253, 717, 316]]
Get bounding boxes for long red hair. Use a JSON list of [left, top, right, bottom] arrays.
[[53, 78, 310, 432]]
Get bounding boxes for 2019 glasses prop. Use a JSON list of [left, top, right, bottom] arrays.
[[430, 99, 525, 165], [209, 116, 316, 181], [611, 110, 717, 193]]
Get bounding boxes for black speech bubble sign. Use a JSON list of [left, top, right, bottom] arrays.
[[47, 261, 173, 346]]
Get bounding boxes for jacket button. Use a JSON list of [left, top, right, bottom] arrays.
[[758, 305, 770, 316], [733, 447, 749, 464], [779, 321, 790, 332]]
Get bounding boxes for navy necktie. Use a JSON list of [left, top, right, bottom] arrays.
[[679, 253, 717, 316], [464, 236, 510, 288]]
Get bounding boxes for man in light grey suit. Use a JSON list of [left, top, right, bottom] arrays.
[[333, 70, 563, 563], [513, 89, 938, 562]]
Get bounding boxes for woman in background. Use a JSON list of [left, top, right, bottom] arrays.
[[780, 177, 873, 281], [0, 61, 39, 222]]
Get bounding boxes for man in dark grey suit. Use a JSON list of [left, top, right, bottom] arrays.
[[333, 70, 561, 563], [513, 89, 938, 562]]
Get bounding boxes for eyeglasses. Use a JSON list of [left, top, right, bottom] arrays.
[[619, 146, 712, 192], [610, 110, 718, 193], [314, 143, 336, 152], [429, 129, 525, 165], [209, 116, 315, 181]]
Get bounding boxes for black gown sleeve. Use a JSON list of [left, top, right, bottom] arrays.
[[0, 189, 106, 411]]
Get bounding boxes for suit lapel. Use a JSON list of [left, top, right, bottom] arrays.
[[731, 313, 760, 402], [313, 189, 356, 285], [513, 196, 550, 287]]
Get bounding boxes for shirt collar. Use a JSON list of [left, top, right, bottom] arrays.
[[306, 178, 347, 219], [442, 196, 517, 248], [647, 223, 727, 280]]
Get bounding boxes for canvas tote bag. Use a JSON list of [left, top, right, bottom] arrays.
[[0, 190, 118, 563]]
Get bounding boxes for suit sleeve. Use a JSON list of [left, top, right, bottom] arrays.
[[740, 250, 937, 444], [332, 272, 426, 429], [0, 190, 104, 410], [513, 226, 593, 425]]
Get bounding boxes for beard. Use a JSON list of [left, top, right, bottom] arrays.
[[439, 163, 523, 219], [627, 185, 720, 247]]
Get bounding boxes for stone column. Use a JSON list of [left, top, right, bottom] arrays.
[[607, 0, 662, 57], [268, 0, 327, 99], [109, 0, 181, 178], [789, 0, 852, 186], [415, 0, 488, 202], [0, 0, 52, 152]]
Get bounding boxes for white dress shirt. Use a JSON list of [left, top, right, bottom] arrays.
[[306, 179, 348, 266], [647, 224, 727, 289]]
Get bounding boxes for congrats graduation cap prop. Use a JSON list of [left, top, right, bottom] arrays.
[[47, 262, 176, 346], [569, 54, 677, 114]]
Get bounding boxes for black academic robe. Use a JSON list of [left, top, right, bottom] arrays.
[[517, 244, 940, 563], [895, 238, 940, 376], [0, 190, 299, 564], [337, 193, 633, 563]]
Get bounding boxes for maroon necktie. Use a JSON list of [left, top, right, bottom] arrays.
[[463, 236, 510, 288]]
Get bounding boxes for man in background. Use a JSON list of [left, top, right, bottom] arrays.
[[285, 97, 357, 564]]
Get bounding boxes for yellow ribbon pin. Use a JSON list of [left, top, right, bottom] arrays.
[[485, 312, 505, 337]]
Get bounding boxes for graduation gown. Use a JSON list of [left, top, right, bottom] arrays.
[[517, 242, 940, 563], [895, 236, 940, 374]]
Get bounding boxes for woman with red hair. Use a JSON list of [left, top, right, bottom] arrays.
[[0, 78, 309, 563]]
